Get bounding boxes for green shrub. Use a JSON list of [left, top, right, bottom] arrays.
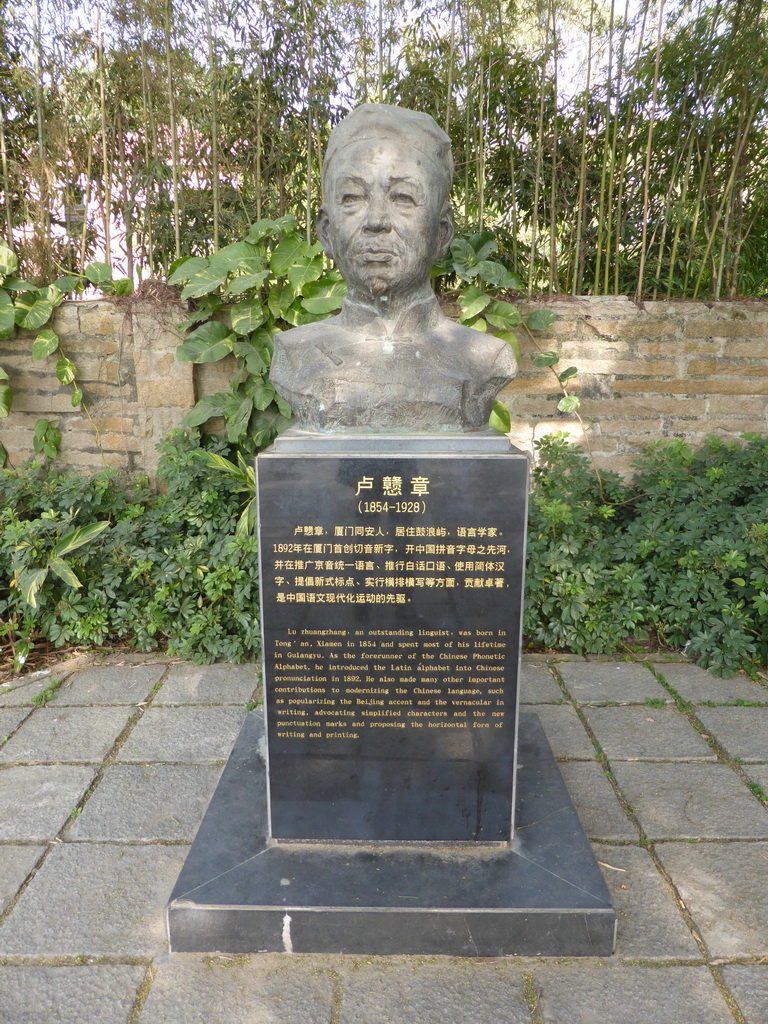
[[525, 432, 768, 677], [0, 431, 261, 670], [3, 430, 767, 679]]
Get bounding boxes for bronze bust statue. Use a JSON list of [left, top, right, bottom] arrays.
[[270, 103, 517, 431]]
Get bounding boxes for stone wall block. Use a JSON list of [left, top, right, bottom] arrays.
[[684, 320, 768, 339]]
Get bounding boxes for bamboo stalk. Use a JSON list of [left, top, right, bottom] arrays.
[[97, 14, 112, 265], [635, 0, 666, 302], [572, 0, 595, 295], [163, 0, 182, 261], [0, 101, 13, 243], [204, 0, 220, 249]]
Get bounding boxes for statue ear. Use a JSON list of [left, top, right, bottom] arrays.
[[436, 201, 455, 259], [317, 206, 334, 258]]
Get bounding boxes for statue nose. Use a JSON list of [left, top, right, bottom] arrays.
[[363, 196, 391, 231]]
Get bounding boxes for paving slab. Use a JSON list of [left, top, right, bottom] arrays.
[[0, 843, 186, 956], [116, 707, 247, 763], [0, 676, 58, 707], [56, 664, 167, 705], [137, 953, 335, 1024], [695, 706, 768, 762], [744, 764, 768, 794], [554, 661, 666, 703], [721, 965, 768, 1024], [591, 843, 702, 959], [69, 764, 224, 841], [652, 662, 768, 703], [525, 704, 596, 759], [582, 705, 715, 760], [532, 964, 734, 1024], [656, 842, 768, 959], [0, 964, 145, 1024], [0, 706, 134, 763], [557, 761, 637, 840], [0, 765, 96, 840], [0, 845, 45, 913], [518, 663, 564, 704], [0, 707, 30, 744], [154, 663, 259, 705], [338, 961, 530, 1024], [610, 762, 768, 839]]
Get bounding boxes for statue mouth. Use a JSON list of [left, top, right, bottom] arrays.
[[357, 247, 400, 264]]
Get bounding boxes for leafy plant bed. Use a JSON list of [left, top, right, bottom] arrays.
[[2, 431, 767, 680], [0, 431, 261, 674], [526, 433, 768, 678]]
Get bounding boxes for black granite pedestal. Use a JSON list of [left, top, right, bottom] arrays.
[[167, 710, 616, 956]]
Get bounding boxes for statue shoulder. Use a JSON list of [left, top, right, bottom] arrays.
[[274, 319, 336, 352], [436, 318, 517, 376]]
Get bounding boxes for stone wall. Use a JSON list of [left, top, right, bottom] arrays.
[[1, 295, 193, 480], [1, 294, 767, 480], [503, 295, 768, 476]]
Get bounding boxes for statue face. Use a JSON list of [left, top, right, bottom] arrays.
[[318, 137, 453, 302]]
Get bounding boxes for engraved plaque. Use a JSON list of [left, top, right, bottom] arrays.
[[257, 434, 528, 842]]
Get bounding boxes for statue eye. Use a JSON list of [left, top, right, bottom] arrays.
[[392, 192, 417, 206], [341, 192, 364, 205]]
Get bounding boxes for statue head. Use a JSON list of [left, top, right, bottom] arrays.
[[317, 104, 455, 303]]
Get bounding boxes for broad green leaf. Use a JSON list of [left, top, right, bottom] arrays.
[[14, 291, 53, 330], [457, 286, 491, 322], [232, 339, 267, 375], [489, 399, 511, 434], [300, 279, 346, 315], [231, 299, 267, 335], [557, 395, 581, 414], [286, 258, 324, 290], [109, 278, 133, 296], [0, 382, 12, 417], [469, 317, 488, 332], [176, 321, 234, 363], [495, 329, 520, 360], [267, 282, 297, 319], [209, 241, 260, 275], [244, 375, 276, 410], [17, 567, 48, 608], [270, 234, 309, 276], [558, 366, 578, 383], [0, 440, 6, 466], [56, 357, 77, 385], [179, 265, 229, 300], [53, 520, 110, 557], [247, 214, 297, 243], [485, 300, 522, 329], [225, 396, 253, 443], [224, 269, 269, 296], [467, 231, 497, 260], [0, 288, 14, 338], [54, 275, 81, 292], [43, 285, 64, 307], [181, 393, 228, 428], [32, 328, 59, 360], [0, 242, 18, 277], [71, 388, 83, 407], [168, 256, 210, 286], [247, 218, 283, 243], [48, 557, 82, 589], [533, 351, 559, 368], [84, 261, 113, 285], [527, 309, 558, 331], [0, 366, 8, 380], [3, 276, 36, 292]]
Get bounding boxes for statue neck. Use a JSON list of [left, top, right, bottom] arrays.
[[339, 284, 442, 337]]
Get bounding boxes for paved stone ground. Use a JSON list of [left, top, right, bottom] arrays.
[[1, 654, 767, 1023]]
